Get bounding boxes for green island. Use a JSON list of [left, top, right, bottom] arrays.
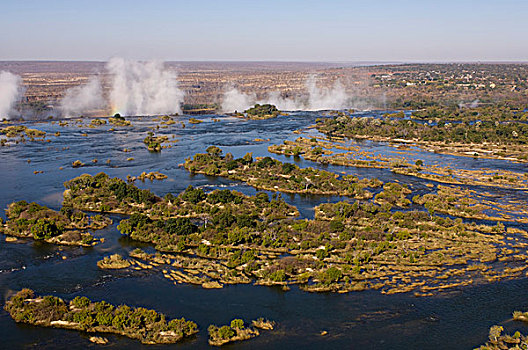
[[97, 254, 132, 269], [316, 115, 528, 162], [411, 104, 528, 122], [183, 146, 381, 198], [108, 114, 132, 126], [58, 173, 528, 295], [476, 310, 528, 349], [127, 171, 168, 182], [4, 289, 198, 345], [276, 135, 528, 188], [242, 104, 280, 120], [143, 131, 169, 152], [89, 118, 107, 127], [268, 136, 528, 190], [208, 318, 274, 346], [412, 185, 528, 224], [0, 200, 109, 246], [476, 325, 527, 349], [0, 125, 48, 146]]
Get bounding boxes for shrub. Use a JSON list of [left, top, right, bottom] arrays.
[[230, 319, 244, 329]]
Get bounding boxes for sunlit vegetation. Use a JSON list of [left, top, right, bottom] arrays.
[[0, 125, 47, 146], [143, 131, 168, 152], [476, 315, 528, 350], [316, 115, 528, 162], [243, 104, 280, 119], [4, 289, 197, 344], [208, 318, 264, 346], [58, 172, 528, 294], [108, 114, 131, 126], [184, 146, 380, 198], [1, 200, 109, 246]]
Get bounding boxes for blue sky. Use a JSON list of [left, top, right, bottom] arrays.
[[1, 0, 527, 61]]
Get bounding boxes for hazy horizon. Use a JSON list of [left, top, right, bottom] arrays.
[[1, 0, 527, 62]]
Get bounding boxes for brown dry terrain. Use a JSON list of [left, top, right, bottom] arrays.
[[1, 61, 527, 113]]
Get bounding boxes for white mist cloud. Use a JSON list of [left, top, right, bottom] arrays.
[[106, 58, 184, 116], [221, 86, 257, 113], [59, 76, 104, 117], [305, 75, 348, 111], [221, 75, 351, 113], [0, 71, 23, 119]]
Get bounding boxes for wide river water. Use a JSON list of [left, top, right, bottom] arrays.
[[1, 112, 527, 349]]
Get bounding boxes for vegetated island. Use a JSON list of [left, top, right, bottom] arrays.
[[208, 318, 274, 346], [108, 114, 131, 126], [59, 173, 528, 295], [268, 136, 528, 191], [316, 115, 528, 163], [1, 125, 48, 146], [183, 146, 381, 198], [476, 310, 528, 349], [235, 104, 280, 120], [0, 200, 109, 246], [143, 131, 169, 152], [4, 289, 197, 345]]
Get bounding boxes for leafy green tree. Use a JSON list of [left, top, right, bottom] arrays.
[[181, 185, 206, 204], [206, 145, 222, 157], [31, 219, 62, 240], [230, 319, 244, 329], [165, 217, 197, 235]]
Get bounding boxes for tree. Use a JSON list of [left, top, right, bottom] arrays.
[[206, 145, 222, 157], [230, 319, 244, 329], [213, 211, 236, 229], [241, 152, 253, 164], [181, 185, 206, 204], [165, 217, 197, 236], [322, 267, 342, 285], [31, 219, 62, 240]]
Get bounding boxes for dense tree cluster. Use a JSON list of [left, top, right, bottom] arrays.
[[4, 289, 197, 344], [244, 104, 280, 119], [317, 115, 528, 145], [184, 148, 380, 198], [2, 200, 103, 245]]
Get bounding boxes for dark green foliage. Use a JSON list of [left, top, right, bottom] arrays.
[[257, 156, 277, 168], [321, 267, 342, 285], [181, 185, 206, 204], [109, 181, 156, 204], [213, 211, 236, 229], [281, 162, 296, 174], [270, 269, 286, 282], [206, 145, 222, 157], [318, 116, 528, 145], [208, 324, 235, 340], [207, 189, 242, 204], [4, 289, 198, 344], [72, 296, 90, 308], [254, 192, 269, 204], [329, 219, 345, 232], [165, 217, 197, 236], [31, 219, 63, 240], [244, 104, 279, 118]]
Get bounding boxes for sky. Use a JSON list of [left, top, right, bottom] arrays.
[[0, 0, 527, 62]]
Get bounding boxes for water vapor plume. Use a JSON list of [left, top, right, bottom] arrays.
[[59, 77, 104, 117], [221, 86, 256, 113], [221, 74, 352, 113], [305, 75, 348, 111], [107, 58, 184, 116], [0, 71, 24, 119]]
